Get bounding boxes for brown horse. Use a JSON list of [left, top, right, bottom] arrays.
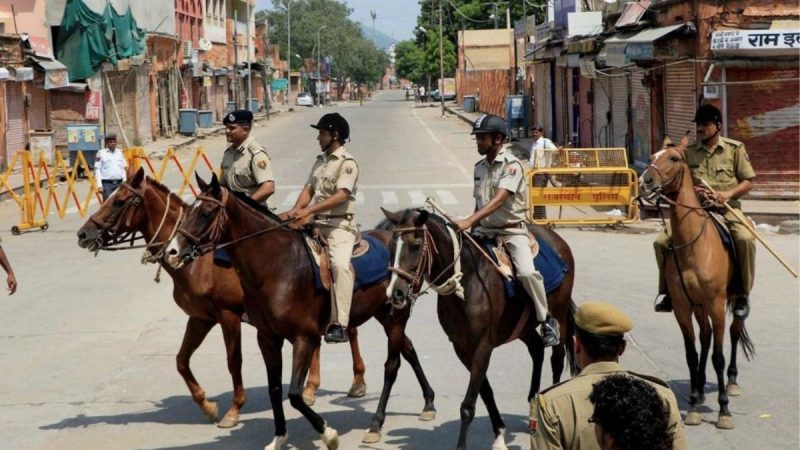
[[163, 174, 436, 448], [381, 207, 576, 450], [640, 135, 754, 430], [76, 167, 368, 428]]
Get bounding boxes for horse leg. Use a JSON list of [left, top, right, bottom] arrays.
[[677, 315, 702, 426], [711, 305, 734, 429], [726, 316, 745, 397], [256, 331, 288, 450], [524, 331, 545, 435], [176, 317, 218, 423], [454, 340, 493, 450], [696, 311, 712, 407], [347, 327, 367, 398], [287, 337, 338, 449], [217, 309, 246, 428], [550, 343, 566, 384], [479, 378, 509, 450], [303, 346, 321, 406], [400, 334, 436, 421], [362, 325, 404, 444]]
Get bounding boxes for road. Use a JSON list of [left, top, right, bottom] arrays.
[[0, 91, 797, 449]]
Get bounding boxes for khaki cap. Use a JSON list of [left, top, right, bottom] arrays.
[[575, 301, 633, 336]]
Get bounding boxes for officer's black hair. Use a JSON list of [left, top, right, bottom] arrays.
[[576, 326, 626, 360]]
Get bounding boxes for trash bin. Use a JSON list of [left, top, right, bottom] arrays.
[[66, 124, 102, 177], [226, 101, 236, 113], [505, 95, 530, 140], [197, 110, 213, 128], [248, 98, 260, 113], [179, 109, 198, 136], [463, 95, 476, 113]]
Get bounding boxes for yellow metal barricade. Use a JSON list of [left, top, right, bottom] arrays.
[[528, 147, 639, 226]]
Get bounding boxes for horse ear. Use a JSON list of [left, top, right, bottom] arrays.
[[678, 131, 691, 150], [414, 209, 430, 227], [209, 172, 222, 197], [662, 135, 673, 148], [380, 207, 402, 225], [195, 172, 209, 191], [131, 167, 145, 187]]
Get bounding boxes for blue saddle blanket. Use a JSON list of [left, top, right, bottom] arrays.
[[480, 234, 569, 298], [710, 214, 733, 251], [310, 234, 391, 291]]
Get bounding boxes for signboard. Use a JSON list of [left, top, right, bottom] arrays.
[[85, 90, 102, 121], [711, 29, 800, 56], [438, 77, 455, 97], [271, 78, 288, 90], [567, 12, 602, 38]]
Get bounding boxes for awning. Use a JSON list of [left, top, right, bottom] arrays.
[[567, 37, 599, 54], [614, 0, 651, 29], [602, 22, 695, 66], [26, 56, 70, 89]]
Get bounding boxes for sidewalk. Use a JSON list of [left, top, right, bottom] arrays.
[[443, 103, 800, 232]]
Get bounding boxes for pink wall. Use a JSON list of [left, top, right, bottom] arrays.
[[0, 0, 51, 48]]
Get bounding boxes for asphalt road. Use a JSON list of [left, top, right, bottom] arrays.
[[0, 91, 797, 450]]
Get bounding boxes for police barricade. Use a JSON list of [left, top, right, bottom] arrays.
[[0, 146, 215, 234], [527, 147, 639, 226]]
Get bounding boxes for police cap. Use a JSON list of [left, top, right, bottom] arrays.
[[223, 109, 254, 125], [575, 301, 633, 336], [693, 104, 722, 124], [471, 114, 507, 136], [105, 133, 117, 141], [311, 113, 350, 141]]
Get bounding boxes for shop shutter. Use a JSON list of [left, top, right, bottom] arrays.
[[630, 71, 652, 170], [664, 62, 697, 143], [29, 78, 49, 131], [103, 70, 138, 144], [534, 63, 552, 137], [593, 77, 611, 147], [6, 82, 26, 154], [610, 71, 629, 149], [555, 66, 566, 144]]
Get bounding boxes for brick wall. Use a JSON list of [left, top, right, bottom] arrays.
[[50, 90, 91, 155], [726, 67, 799, 198], [456, 69, 512, 118], [206, 42, 227, 68]]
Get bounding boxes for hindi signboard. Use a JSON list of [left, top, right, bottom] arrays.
[[271, 78, 288, 91], [711, 29, 800, 56]]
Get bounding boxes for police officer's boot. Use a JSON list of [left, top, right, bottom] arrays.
[[540, 315, 560, 347], [733, 295, 750, 319], [324, 323, 348, 343], [654, 294, 673, 313]]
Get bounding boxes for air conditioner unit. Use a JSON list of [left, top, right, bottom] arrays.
[[703, 84, 720, 99], [182, 41, 192, 59]]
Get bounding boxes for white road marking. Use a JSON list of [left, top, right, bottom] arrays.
[[436, 189, 458, 205], [381, 191, 398, 204], [408, 190, 427, 205], [276, 183, 472, 190], [283, 190, 300, 205], [411, 107, 472, 178], [355, 191, 365, 204]]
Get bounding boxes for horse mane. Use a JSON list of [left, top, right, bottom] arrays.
[[145, 176, 189, 207], [229, 190, 284, 223]]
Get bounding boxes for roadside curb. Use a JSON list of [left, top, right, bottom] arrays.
[[444, 104, 474, 126]]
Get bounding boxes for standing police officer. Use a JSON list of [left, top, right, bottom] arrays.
[[219, 110, 275, 207], [653, 104, 756, 318], [532, 301, 687, 450], [283, 113, 358, 344], [455, 114, 559, 347], [94, 133, 127, 201]]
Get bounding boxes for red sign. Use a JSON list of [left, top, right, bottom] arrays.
[[85, 90, 102, 121]]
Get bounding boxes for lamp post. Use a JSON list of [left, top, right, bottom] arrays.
[[317, 24, 327, 107], [285, 0, 295, 105], [438, 0, 444, 117]]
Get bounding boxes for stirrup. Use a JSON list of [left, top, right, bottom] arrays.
[[654, 294, 673, 313], [540, 318, 560, 347]]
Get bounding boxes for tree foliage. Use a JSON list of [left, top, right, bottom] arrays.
[[417, 0, 545, 45]]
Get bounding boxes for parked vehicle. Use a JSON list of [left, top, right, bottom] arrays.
[[296, 92, 313, 107]]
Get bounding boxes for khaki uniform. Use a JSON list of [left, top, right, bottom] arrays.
[[220, 136, 274, 208], [532, 361, 688, 450], [306, 146, 359, 327], [473, 148, 549, 322], [654, 137, 757, 296]]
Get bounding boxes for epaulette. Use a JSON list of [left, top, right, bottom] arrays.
[[538, 377, 572, 395], [626, 370, 670, 388], [474, 160, 483, 167], [720, 136, 744, 149]]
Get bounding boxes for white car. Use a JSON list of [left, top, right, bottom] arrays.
[[296, 92, 313, 107]]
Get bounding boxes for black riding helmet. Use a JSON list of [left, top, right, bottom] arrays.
[[471, 114, 507, 136], [311, 113, 350, 143], [693, 104, 722, 124]]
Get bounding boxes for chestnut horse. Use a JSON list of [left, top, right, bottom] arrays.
[[640, 135, 754, 430], [381, 207, 576, 450], [163, 174, 436, 448], [76, 168, 368, 428]]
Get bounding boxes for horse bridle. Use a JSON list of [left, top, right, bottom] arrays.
[[88, 181, 147, 250]]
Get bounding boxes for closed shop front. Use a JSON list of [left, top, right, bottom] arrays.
[[578, 76, 593, 147], [593, 76, 611, 147], [610, 71, 629, 149], [156, 70, 179, 137], [554, 63, 567, 144], [6, 81, 26, 156], [664, 61, 696, 143], [103, 70, 138, 145], [29, 76, 50, 131], [533, 62, 552, 137], [630, 71, 651, 171]]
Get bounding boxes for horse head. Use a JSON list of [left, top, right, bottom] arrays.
[[77, 167, 147, 251], [165, 172, 228, 269], [640, 133, 691, 201]]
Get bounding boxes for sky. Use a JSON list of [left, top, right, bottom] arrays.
[[255, 0, 421, 41]]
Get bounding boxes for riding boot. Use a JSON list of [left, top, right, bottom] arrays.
[[654, 294, 673, 313], [733, 295, 750, 319], [540, 315, 560, 347], [324, 323, 348, 343]]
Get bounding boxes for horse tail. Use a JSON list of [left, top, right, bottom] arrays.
[[565, 300, 578, 376], [726, 296, 756, 361]]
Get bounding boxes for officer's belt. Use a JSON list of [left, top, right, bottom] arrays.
[[485, 222, 525, 230], [314, 213, 354, 221]]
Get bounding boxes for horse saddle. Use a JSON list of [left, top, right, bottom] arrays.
[[489, 233, 540, 278], [480, 233, 569, 297], [303, 233, 390, 291], [708, 210, 735, 255]]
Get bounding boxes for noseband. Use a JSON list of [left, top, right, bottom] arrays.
[[176, 190, 229, 258], [89, 181, 144, 235]]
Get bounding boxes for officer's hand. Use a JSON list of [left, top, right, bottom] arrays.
[[455, 219, 472, 233], [291, 208, 312, 220], [277, 211, 291, 221], [694, 186, 713, 201], [713, 190, 732, 205], [7, 272, 16, 295]]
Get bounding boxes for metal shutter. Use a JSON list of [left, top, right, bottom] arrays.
[[610, 71, 629, 149], [630, 71, 652, 171], [555, 66, 566, 144], [103, 70, 138, 145], [29, 78, 49, 131], [534, 63, 552, 136], [593, 77, 611, 147], [5, 82, 25, 154], [664, 62, 697, 143]]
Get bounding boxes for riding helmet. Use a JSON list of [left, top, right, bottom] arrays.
[[311, 113, 350, 142], [471, 114, 508, 136], [693, 104, 722, 124]]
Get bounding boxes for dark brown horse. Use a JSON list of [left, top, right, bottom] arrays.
[[163, 174, 436, 448], [76, 168, 368, 428], [381, 207, 576, 450], [640, 135, 754, 430]]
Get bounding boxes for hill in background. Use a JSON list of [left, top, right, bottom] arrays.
[[361, 24, 395, 50]]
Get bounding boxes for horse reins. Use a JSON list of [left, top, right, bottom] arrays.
[[390, 222, 464, 301]]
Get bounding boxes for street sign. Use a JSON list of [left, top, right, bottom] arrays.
[[271, 78, 288, 90]]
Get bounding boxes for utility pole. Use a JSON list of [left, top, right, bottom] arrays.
[[286, 0, 294, 105], [439, 0, 444, 117], [317, 25, 327, 107], [246, 0, 252, 112], [234, 10, 239, 108]]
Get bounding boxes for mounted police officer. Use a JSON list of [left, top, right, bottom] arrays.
[[283, 113, 359, 344], [219, 109, 275, 207], [532, 301, 687, 450], [94, 133, 127, 201], [653, 104, 756, 318], [455, 113, 559, 347]]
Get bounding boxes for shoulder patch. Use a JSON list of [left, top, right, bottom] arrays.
[[256, 160, 267, 169]]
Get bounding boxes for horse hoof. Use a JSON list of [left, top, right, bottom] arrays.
[[217, 411, 240, 429], [264, 434, 288, 450], [726, 383, 742, 397], [418, 409, 436, 421], [361, 429, 381, 444], [302, 389, 316, 406], [321, 426, 339, 450], [716, 415, 735, 430], [491, 428, 508, 450], [347, 382, 367, 398], [684, 410, 703, 426], [202, 401, 219, 423]]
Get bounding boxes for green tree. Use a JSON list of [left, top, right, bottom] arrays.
[[394, 40, 424, 83]]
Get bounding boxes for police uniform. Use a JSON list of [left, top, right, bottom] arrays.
[[94, 135, 127, 200], [305, 146, 359, 328], [219, 110, 274, 208], [531, 302, 688, 450], [473, 147, 549, 324], [654, 136, 757, 298]]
